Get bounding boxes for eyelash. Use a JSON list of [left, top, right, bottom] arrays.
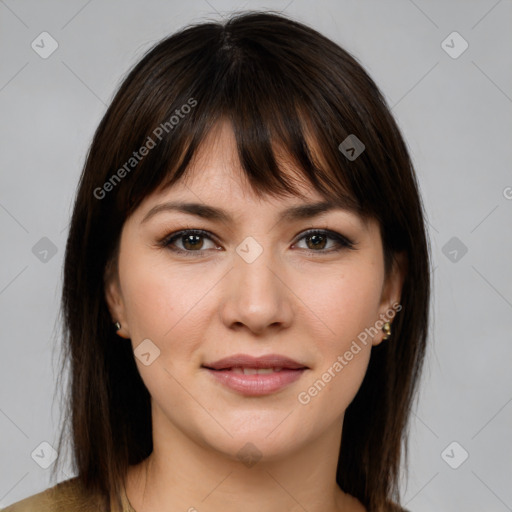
[[158, 228, 355, 257]]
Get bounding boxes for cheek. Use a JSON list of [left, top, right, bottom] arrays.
[[296, 261, 383, 347], [118, 248, 215, 358], [292, 265, 381, 415], [297, 349, 371, 426], [118, 256, 209, 406], [121, 267, 175, 339]]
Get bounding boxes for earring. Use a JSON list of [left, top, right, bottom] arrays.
[[114, 321, 121, 331], [382, 321, 392, 340]]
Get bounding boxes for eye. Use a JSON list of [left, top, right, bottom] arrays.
[[159, 228, 355, 257], [293, 229, 355, 254], [160, 229, 220, 256]]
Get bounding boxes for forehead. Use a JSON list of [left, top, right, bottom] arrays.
[[133, 119, 371, 231], [136, 176, 372, 242], [141, 120, 320, 207]]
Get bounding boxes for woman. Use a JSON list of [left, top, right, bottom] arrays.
[[2, 10, 430, 512]]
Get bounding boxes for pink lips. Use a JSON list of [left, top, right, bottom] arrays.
[[202, 353, 308, 396]]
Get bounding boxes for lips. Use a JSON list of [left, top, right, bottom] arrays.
[[202, 353, 308, 371], [202, 353, 308, 396]]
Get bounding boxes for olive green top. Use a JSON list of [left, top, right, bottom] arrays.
[[1, 478, 411, 511], [0, 477, 136, 512]]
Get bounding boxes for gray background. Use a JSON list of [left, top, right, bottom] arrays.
[[1, 0, 511, 510]]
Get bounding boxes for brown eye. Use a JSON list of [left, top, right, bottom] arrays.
[[294, 229, 354, 254], [181, 233, 205, 250], [160, 228, 355, 257], [305, 233, 328, 251], [162, 229, 218, 255]]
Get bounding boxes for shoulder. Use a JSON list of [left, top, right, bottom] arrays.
[[385, 501, 410, 512], [0, 477, 103, 512]]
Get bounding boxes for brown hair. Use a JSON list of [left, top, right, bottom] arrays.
[[52, 11, 430, 511]]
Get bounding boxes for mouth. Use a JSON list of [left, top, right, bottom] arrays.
[[201, 353, 309, 396], [209, 367, 287, 374], [202, 353, 308, 371]]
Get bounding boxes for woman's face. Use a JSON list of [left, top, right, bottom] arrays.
[[106, 120, 404, 462]]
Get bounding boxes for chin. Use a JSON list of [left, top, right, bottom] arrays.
[[198, 421, 312, 464]]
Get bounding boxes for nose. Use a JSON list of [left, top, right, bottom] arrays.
[[219, 241, 294, 336]]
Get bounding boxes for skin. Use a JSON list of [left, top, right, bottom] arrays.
[[105, 120, 406, 512]]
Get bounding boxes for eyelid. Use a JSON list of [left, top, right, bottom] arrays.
[[294, 228, 355, 250], [158, 228, 220, 254], [158, 226, 356, 256]]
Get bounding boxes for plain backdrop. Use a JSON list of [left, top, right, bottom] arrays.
[[1, 1, 511, 511]]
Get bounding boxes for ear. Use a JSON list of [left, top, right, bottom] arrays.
[[104, 264, 130, 339], [373, 251, 407, 346]]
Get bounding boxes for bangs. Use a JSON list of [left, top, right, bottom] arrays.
[[109, 19, 383, 225]]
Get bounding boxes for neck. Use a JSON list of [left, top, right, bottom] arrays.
[[124, 408, 364, 512]]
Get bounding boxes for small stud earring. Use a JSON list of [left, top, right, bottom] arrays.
[[382, 321, 392, 340], [114, 321, 121, 331]]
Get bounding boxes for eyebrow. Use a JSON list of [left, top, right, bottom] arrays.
[[141, 199, 360, 225]]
